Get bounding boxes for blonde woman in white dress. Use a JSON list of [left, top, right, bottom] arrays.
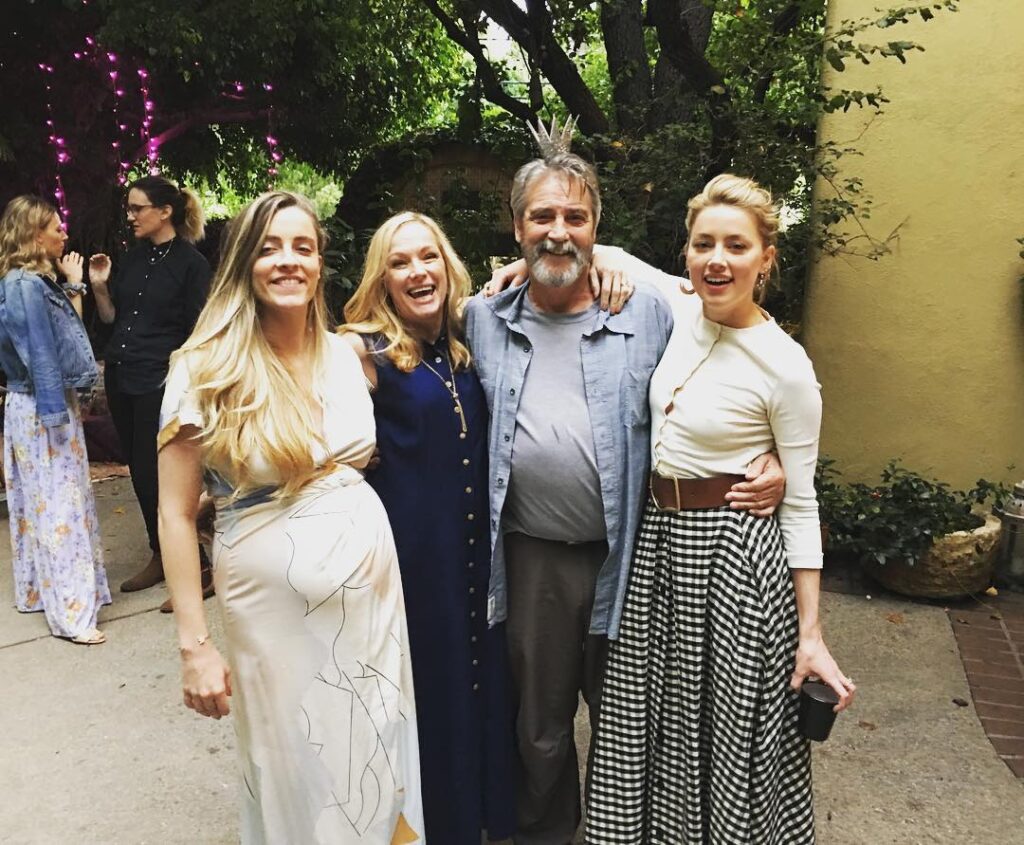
[[157, 191, 423, 844]]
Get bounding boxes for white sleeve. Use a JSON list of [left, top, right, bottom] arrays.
[[768, 369, 824, 569], [157, 355, 204, 450], [594, 244, 685, 299]]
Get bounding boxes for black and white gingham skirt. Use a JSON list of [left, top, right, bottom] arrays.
[[585, 503, 814, 844]]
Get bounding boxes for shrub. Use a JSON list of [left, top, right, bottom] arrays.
[[816, 459, 1009, 567]]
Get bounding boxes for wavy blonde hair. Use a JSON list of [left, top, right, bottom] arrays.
[[170, 191, 332, 498], [0, 195, 58, 278], [685, 173, 780, 303], [342, 211, 472, 372]]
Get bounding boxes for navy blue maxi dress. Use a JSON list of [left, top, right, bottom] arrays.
[[364, 335, 516, 844]]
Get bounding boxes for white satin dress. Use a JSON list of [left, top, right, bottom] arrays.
[[159, 334, 424, 844]]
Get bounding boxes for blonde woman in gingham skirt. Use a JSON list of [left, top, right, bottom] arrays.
[[586, 176, 855, 844]]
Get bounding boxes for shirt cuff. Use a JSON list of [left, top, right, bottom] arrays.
[[787, 551, 824, 569], [39, 410, 71, 428]]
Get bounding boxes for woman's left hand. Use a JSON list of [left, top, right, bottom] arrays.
[[483, 258, 528, 297], [58, 251, 84, 286], [790, 631, 856, 711], [588, 265, 633, 314]]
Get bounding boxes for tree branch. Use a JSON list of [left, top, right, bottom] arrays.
[[649, 0, 736, 179], [600, 0, 652, 132], [132, 107, 266, 162], [751, 2, 804, 104], [423, 0, 538, 125], [477, 0, 610, 134]]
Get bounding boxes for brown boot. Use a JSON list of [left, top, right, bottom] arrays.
[[159, 562, 215, 613], [120, 552, 164, 592]]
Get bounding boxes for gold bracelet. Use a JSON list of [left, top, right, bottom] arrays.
[[179, 634, 210, 655]]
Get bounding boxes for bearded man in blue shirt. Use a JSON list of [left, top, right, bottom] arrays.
[[465, 123, 783, 845]]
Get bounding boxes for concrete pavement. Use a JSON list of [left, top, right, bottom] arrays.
[[1, 478, 1022, 844]]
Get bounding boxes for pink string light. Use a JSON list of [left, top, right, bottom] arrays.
[[262, 83, 279, 187], [38, 24, 168, 224], [38, 62, 70, 222], [137, 66, 160, 173], [40, 29, 280, 215], [101, 47, 134, 185]]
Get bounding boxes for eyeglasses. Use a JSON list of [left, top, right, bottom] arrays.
[[125, 203, 155, 216]]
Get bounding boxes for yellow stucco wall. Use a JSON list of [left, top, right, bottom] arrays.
[[803, 0, 1024, 488]]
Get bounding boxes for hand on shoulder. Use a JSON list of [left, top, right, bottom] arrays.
[[337, 329, 378, 389]]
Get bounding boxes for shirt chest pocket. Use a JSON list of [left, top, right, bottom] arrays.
[[43, 289, 69, 314], [620, 368, 652, 429]]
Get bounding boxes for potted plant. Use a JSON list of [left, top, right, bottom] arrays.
[[817, 459, 1007, 599]]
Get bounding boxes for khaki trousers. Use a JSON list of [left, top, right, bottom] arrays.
[[504, 532, 610, 845]]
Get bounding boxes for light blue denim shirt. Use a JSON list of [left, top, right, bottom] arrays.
[[0, 268, 98, 427], [465, 282, 673, 639]]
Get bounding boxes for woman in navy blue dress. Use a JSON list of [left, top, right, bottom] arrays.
[[341, 211, 515, 844]]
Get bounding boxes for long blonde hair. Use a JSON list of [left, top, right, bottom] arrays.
[[342, 212, 472, 372], [171, 191, 332, 497], [0, 195, 58, 278]]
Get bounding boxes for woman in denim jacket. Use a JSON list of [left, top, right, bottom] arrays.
[[0, 195, 110, 644]]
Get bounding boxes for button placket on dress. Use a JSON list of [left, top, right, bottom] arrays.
[[444, 359, 486, 693]]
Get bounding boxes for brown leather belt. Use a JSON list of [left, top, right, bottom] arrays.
[[649, 472, 746, 511]]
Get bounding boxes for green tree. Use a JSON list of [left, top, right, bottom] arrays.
[[423, 0, 958, 323], [0, 0, 463, 247]]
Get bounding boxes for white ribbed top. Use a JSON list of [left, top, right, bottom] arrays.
[[596, 246, 823, 569]]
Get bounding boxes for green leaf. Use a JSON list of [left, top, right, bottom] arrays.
[[826, 48, 846, 73]]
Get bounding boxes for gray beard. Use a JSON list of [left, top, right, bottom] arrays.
[[524, 240, 591, 289]]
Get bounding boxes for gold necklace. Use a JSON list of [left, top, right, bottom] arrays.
[[148, 237, 175, 266], [420, 347, 468, 436]]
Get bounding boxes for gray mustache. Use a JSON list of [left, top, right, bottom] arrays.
[[538, 240, 579, 257]]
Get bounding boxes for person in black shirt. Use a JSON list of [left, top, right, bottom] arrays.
[[89, 176, 212, 602]]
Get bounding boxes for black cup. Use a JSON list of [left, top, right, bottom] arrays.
[[798, 681, 840, 742]]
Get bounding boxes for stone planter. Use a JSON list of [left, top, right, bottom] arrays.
[[865, 512, 1002, 600]]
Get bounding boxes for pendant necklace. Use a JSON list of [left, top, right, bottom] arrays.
[[148, 237, 175, 265], [421, 347, 468, 437]]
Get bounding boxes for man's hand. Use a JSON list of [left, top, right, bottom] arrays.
[[726, 452, 785, 517]]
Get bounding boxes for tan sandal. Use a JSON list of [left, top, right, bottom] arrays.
[[70, 628, 107, 645]]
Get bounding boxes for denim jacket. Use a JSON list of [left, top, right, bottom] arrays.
[[465, 282, 673, 639], [0, 267, 98, 427]]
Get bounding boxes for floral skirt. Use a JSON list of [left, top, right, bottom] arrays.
[[4, 390, 110, 638]]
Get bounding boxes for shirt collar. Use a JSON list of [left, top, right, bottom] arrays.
[[485, 280, 636, 336], [147, 237, 176, 255]]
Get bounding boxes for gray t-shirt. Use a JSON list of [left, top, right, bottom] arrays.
[[502, 294, 606, 542]]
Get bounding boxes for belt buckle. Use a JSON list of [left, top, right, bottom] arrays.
[[649, 474, 660, 509], [649, 474, 665, 510], [650, 475, 683, 511]]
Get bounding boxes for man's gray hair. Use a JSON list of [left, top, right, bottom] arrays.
[[509, 118, 601, 226]]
